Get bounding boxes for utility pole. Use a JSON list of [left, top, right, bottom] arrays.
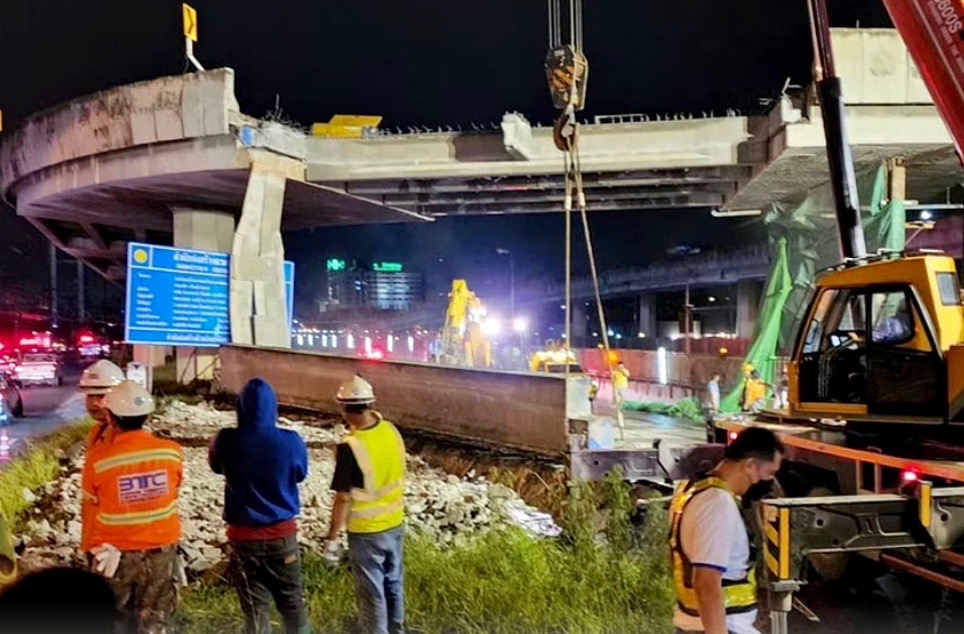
[[496, 248, 515, 320], [684, 282, 693, 355], [77, 260, 86, 323], [49, 243, 58, 328]]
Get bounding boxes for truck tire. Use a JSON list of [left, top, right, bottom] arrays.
[[12, 401, 22, 418]]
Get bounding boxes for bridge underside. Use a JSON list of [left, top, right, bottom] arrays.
[[16, 167, 426, 281], [319, 165, 750, 218]]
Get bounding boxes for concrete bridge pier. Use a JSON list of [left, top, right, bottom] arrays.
[[230, 152, 301, 350], [636, 293, 657, 340], [736, 279, 762, 339]]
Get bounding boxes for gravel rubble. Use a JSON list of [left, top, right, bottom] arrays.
[[17, 401, 558, 574]]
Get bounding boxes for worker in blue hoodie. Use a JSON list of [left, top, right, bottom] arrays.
[[209, 378, 310, 634]]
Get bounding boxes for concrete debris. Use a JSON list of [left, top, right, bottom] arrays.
[[151, 400, 340, 445], [18, 401, 559, 574]]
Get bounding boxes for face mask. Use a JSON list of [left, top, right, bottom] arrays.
[[741, 479, 775, 507]]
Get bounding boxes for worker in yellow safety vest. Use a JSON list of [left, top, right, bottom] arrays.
[[669, 427, 784, 634], [325, 375, 406, 634], [612, 360, 630, 402], [741, 370, 771, 413], [0, 513, 15, 591]]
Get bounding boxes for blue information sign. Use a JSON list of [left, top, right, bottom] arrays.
[[125, 243, 294, 347]]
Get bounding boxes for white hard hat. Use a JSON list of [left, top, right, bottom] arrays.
[[78, 360, 125, 395], [335, 375, 375, 405], [105, 380, 155, 417]]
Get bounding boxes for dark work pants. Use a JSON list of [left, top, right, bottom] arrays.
[[227, 536, 310, 634]]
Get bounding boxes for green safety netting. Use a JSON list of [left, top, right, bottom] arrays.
[[720, 238, 792, 413], [721, 164, 907, 413]]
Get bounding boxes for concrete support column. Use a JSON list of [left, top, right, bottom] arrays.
[[172, 207, 235, 383], [230, 153, 301, 348], [636, 293, 657, 340], [571, 301, 588, 342], [736, 280, 762, 339]]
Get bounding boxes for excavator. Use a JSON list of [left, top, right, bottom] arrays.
[[438, 279, 493, 368]]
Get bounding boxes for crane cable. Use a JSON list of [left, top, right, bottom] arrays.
[[548, 0, 623, 437], [562, 125, 625, 438]]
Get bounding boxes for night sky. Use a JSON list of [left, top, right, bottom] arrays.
[[0, 1, 895, 317]]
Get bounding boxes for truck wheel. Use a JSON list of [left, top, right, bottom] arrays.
[[12, 401, 23, 418]]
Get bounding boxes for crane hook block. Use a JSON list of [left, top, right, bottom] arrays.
[[545, 45, 589, 112]]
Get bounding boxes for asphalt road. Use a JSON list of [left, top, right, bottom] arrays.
[[0, 362, 86, 464]]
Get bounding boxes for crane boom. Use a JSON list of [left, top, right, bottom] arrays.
[[882, 0, 964, 162]]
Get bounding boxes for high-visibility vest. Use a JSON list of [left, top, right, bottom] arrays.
[[0, 514, 15, 589], [669, 476, 757, 618], [82, 419, 116, 550], [743, 379, 767, 410], [345, 418, 406, 534], [82, 430, 183, 552], [613, 367, 629, 390]]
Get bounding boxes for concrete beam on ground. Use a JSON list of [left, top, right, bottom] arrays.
[[219, 345, 569, 456]]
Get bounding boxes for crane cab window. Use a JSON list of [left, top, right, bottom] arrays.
[[936, 272, 961, 306], [797, 288, 868, 404], [870, 291, 915, 346]]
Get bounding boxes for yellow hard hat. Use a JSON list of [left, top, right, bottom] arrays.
[[105, 380, 155, 417], [336, 375, 376, 405], [78, 360, 125, 395], [742, 363, 755, 373]]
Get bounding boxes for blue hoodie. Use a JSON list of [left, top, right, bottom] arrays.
[[209, 378, 308, 527]]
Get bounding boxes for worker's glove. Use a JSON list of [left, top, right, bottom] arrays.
[[322, 540, 342, 566], [91, 543, 121, 579]]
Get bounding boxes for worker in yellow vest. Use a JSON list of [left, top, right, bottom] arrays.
[[612, 360, 630, 403], [0, 513, 15, 591], [325, 375, 406, 634], [669, 427, 784, 634]]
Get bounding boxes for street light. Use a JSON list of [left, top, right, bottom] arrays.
[[512, 317, 528, 333], [496, 248, 515, 321]]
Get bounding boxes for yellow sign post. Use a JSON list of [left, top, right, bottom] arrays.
[[181, 4, 204, 71], [182, 3, 198, 42]]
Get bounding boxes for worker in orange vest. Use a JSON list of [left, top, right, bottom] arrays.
[[81, 380, 184, 634], [78, 359, 127, 554]]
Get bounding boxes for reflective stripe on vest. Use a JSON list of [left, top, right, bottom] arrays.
[[669, 476, 758, 617], [85, 431, 183, 551], [345, 418, 406, 534]]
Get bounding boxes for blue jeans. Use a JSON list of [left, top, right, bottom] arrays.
[[348, 526, 405, 634]]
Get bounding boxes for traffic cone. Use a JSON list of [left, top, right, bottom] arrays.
[[0, 430, 10, 461]]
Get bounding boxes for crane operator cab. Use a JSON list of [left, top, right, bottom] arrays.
[[789, 256, 964, 427]]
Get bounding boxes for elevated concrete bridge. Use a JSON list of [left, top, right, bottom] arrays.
[[0, 28, 960, 357]]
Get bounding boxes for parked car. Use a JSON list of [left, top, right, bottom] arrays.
[[14, 353, 63, 388], [0, 372, 23, 419]]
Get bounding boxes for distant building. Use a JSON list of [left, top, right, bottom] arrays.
[[325, 259, 424, 311]]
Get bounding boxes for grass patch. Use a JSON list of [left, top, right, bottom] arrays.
[[178, 477, 673, 634], [0, 420, 92, 527], [622, 397, 704, 421]]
